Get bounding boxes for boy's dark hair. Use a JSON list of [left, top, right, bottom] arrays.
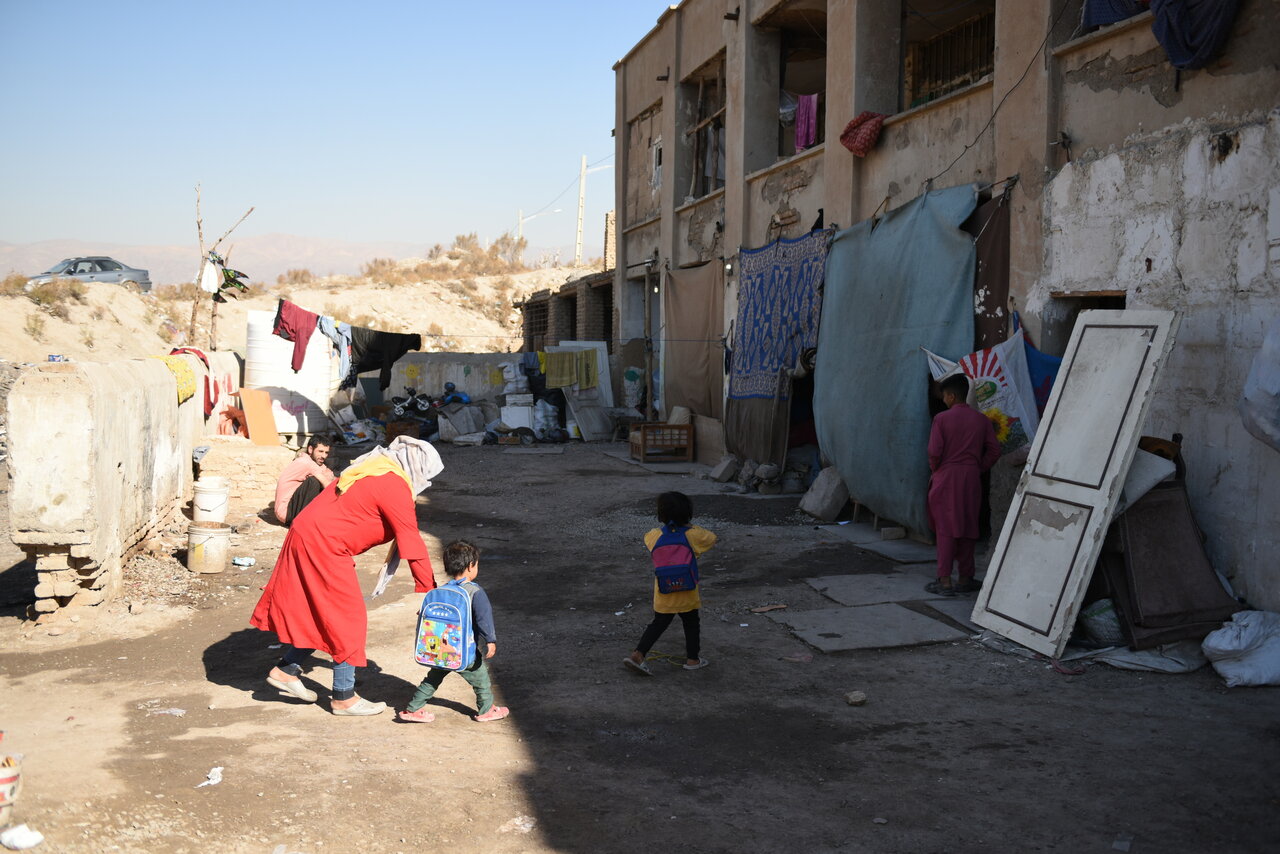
[[307, 434, 332, 449], [656, 491, 693, 527], [940, 374, 970, 401], [443, 540, 481, 578]]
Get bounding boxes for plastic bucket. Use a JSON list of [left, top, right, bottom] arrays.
[[187, 522, 231, 574], [0, 760, 21, 826], [192, 477, 230, 524]]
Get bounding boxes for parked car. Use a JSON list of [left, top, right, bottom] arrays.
[[26, 256, 152, 292]]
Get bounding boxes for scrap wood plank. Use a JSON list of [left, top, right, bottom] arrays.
[[971, 310, 1179, 658], [239, 388, 279, 446]]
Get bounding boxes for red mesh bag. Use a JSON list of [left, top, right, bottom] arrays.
[[839, 111, 886, 157]]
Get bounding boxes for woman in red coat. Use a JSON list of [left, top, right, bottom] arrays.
[[251, 436, 442, 716]]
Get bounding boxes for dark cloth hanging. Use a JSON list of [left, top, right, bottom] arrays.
[[343, 326, 422, 390], [1150, 0, 1240, 70], [962, 194, 1012, 350], [1082, 0, 1149, 30], [273, 299, 320, 373]]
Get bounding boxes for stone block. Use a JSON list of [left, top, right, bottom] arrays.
[[52, 581, 81, 598], [32, 598, 60, 613], [799, 467, 849, 522], [755, 463, 781, 481], [758, 481, 783, 495], [33, 582, 54, 599], [737, 460, 759, 487], [709, 456, 741, 483], [880, 527, 907, 540], [35, 551, 72, 570], [71, 589, 106, 607]]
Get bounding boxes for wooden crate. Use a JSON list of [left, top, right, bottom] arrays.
[[629, 423, 694, 462]]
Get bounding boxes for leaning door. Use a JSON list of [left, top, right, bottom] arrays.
[[971, 310, 1179, 657]]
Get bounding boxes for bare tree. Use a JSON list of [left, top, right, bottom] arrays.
[[188, 184, 255, 347]]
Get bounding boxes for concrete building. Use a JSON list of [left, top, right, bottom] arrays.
[[613, 1, 1280, 609]]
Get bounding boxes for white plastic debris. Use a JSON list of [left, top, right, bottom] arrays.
[[0, 824, 44, 850], [195, 767, 223, 788], [151, 708, 185, 717], [498, 815, 537, 834]]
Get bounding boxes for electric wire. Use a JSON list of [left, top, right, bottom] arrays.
[[921, 0, 1074, 190], [524, 153, 615, 220]]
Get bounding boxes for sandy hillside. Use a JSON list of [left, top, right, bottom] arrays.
[[0, 262, 601, 364]]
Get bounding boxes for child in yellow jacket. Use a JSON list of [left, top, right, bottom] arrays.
[[624, 491, 717, 675]]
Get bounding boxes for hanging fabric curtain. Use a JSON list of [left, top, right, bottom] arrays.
[[814, 185, 978, 536], [664, 261, 724, 420]]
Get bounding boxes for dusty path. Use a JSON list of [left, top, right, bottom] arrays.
[[0, 443, 1277, 853]]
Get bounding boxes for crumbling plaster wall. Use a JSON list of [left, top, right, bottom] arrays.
[[746, 148, 825, 243], [676, 193, 727, 267], [1029, 108, 1280, 611], [856, 84, 996, 217], [8, 355, 213, 617]]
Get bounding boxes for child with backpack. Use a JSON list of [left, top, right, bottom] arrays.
[[624, 491, 717, 675], [398, 540, 510, 723]]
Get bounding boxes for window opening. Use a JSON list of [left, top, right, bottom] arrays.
[[651, 137, 664, 190], [523, 301, 549, 352], [596, 283, 614, 353], [766, 3, 828, 159], [682, 53, 727, 202], [902, 1, 996, 110]]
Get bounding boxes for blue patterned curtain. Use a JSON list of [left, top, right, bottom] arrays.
[[728, 230, 830, 400]]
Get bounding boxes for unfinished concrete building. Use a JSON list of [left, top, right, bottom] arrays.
[[613, 1, 1280, 610]]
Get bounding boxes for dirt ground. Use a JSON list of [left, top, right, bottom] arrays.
[[0, 442, 1278, 854]]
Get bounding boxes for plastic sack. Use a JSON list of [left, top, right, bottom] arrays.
[[1240, 317, 1280, 454], [1201, 610, 1280, 687], [1080, 598, 1127, 647]]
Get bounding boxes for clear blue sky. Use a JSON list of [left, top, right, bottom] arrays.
[[0, 1, 673, 254]]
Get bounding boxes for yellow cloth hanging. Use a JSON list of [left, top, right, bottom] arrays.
[[576, 349, 598, 390], [336, 456, 411, 494], [544, 351, 578, 388], [148, 355, 196, 404]]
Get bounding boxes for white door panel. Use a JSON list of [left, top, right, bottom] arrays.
[[972, 310, 1179, 657]]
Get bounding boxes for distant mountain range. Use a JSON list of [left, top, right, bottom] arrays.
[[0, 235, 602, 286]]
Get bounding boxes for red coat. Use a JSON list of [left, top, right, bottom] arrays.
[[927, 403, 1000, 538], [250, 472, 435, 665]]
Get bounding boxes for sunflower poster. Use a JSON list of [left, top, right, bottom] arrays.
[[922, 329, 1040, 455]]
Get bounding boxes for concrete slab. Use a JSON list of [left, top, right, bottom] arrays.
[[769, 604, 967, 651], [807, 574, 950, 606], [502, 446, 565, 455], [817, 522, 883, 545], [922, 597, 984, 634], [856, 537, 938, 563]]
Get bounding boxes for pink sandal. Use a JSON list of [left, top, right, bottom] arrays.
[[396, 708, 435, 723], [474, 705, 510, 722]]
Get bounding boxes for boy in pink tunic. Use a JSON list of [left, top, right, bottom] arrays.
[[926, 374, 1000, 596]]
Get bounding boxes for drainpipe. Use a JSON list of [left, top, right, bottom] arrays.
[[643, 261, 655, 420]]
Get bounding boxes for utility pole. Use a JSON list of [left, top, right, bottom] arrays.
[[516, 209, 524, 266], [574, 154, 587, 266]]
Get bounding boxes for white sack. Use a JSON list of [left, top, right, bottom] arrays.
[[1202, 610, 1280, 687]]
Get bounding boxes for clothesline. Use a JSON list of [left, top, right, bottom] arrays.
[[271, 298, 421, 390]]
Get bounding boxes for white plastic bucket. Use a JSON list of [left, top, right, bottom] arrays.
[[187, 522, 231, 574], [0, 759, 21, 826], [244, 309, 341, 435], [192, 477, 230, 523]]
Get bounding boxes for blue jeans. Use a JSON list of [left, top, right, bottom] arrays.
[[278, 646, 356, 700]]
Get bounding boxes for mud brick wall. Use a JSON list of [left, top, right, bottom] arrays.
[[7, 353, 235, 618]]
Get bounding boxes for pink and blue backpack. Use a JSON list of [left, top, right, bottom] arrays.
[[415, 580, 478, 671], [650, 524, 699, 594]]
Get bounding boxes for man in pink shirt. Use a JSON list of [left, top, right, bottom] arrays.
[[274, 436, 335, 526], [926, 374, 1000, 596]]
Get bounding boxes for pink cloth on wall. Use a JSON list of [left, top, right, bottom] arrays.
[[795, 94, 819, 151]]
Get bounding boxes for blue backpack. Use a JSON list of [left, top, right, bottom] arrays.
[[651, 524, 699, 594], [415, 580, 478, 671]]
